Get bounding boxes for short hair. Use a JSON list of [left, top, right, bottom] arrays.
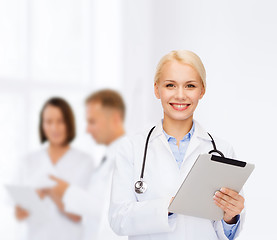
[[154, 50, 206, 90], [85, 89, 125, 120], [39, 97, 76, 144]]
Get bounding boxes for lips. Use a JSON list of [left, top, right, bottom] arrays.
[[170, 103, 190, 111]]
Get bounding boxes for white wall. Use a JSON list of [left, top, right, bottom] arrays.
[[1, 0, 276, 239]]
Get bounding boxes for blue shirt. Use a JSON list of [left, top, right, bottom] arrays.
[[163, 122, 195, 168], [162, 121, 240, 240]]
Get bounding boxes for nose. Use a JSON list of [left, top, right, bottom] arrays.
[[50, 122, 58, 131], [176, 87, 186, 100]]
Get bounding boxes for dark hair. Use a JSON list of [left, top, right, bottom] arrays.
[[85, 89, 126, 120], [39, 97, 76, 144]]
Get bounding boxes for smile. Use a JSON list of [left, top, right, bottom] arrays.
[[170, 103, 190, 111]]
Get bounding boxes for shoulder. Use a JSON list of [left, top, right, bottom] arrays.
[[209, 134, 235, 155], [24, 148, 47, 162], [18, 148, 48, 173], [114, 130, 151, 162], [119, 129, 151, 150], [194, 120, 236, 158]]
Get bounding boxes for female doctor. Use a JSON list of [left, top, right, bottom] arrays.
[[109, 50, 245, 240], [15, 97, 94, 240]]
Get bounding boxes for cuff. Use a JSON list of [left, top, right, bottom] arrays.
[[221, 215, 240, 239]]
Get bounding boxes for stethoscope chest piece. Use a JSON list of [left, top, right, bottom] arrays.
[[135, 180, 147, 194]]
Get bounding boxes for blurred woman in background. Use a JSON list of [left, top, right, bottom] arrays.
[[15, 97, 95, 240]]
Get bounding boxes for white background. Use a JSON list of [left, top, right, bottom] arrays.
[[0, 0, 276, 239]]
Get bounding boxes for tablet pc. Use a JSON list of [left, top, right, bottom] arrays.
[[168, 153, 255, 220]]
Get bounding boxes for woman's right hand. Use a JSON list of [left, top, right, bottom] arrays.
[[15, 206, 29, 221]]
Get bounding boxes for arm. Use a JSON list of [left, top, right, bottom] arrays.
[[63, 180, 111, 218], [213, 144, 245, 239], [42, 176, 82, 223], [109, 138, 176, 236]]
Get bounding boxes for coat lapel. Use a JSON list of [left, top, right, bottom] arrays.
[[183, 120, 211, 161], [149, 119, 211, 167], [149, 120, 177, 163]]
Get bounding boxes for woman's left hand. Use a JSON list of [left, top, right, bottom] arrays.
[[213, 187, 244, 224]]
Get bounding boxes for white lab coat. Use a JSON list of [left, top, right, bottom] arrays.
[[17, 147, 95, 240], [63, 137, 127, 240], [109, 120, 245, 240]]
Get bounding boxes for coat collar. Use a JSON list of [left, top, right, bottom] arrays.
[[148, 119, 212, 161], [149, 119, 211, 142], [184, 120, 211, 160], [148, 119, 163, 142]]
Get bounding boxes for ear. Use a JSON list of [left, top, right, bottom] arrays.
[[113, 111, 121, 124], [199, 86, 205, 100], [154, 82, 160, 99]]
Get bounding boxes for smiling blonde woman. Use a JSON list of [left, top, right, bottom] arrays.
[[109, 50, 245, 240]]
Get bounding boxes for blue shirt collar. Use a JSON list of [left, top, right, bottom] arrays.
[[162, 121, 195, 142]]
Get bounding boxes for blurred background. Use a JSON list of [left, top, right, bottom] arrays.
[[1, 0, 276, 239]]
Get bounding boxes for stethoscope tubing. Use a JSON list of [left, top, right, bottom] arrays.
[[135, 126, 225, 194]]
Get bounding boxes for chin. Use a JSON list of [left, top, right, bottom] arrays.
[[51, 139, 66, 146], [166, 112, 193, 122]]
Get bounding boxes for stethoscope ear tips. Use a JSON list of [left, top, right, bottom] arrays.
[[135, 180, 147, 194]]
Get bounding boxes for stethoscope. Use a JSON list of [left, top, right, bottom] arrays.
[[134, 126, 225, 194]]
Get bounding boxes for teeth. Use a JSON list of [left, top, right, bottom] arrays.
[[172, 104, 187, 108]]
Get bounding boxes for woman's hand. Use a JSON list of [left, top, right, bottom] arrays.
[[42, 175, 81, 223], [15, 205, 29, 221], [213, 187, 244, 224]]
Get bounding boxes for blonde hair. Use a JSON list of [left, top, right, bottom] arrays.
[[154, 50, 206, 90]]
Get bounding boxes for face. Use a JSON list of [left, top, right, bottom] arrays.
[[154, 60, 205, 123], [42, 105, 67, 146], [86, 101, 113, 145]]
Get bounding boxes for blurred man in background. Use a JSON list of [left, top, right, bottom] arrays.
[[47, 89, 127, 240]]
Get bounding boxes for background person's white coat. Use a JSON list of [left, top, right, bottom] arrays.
[[14, 147, 95, 240], [63, 138, 127, 240]]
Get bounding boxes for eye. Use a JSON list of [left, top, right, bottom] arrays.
[[166, 83, 175, 88], [187, 84, 196, 88]]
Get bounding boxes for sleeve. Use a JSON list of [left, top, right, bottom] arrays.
[[213, 208, 245, 240], [63, 162, 113, 218], [221, 215, 241, 240], [63, 184, 105, 218], [108, 138, 177, 236], [213, 142, 245, 239]]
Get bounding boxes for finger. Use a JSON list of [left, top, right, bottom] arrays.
[[220, 188, 241, 201], [220, 188, 245, 206], [214, 198, 238, 216], [49, 175, 60, 182], [214, 191, 237, 206], [214, 194, 244, 217], [213, 195, 240, 213]]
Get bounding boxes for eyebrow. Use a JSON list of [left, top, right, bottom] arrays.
[[164, 80, 198, 83]]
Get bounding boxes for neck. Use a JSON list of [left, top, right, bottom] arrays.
[[163, 115, 193, 142], [106, 125, 125, 146], [48, 143, 70, 164]]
